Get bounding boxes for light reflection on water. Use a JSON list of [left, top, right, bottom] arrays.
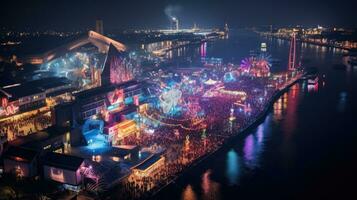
[[273, 97, 284, 120], [182, 170, 222, 200], [226, 149, 240, 185], [337, 91, 348, 112], [180, 116, 271, 198], [282, 84, 301, 138], [181, 185, 197, 200], [178, 85, 298, 199], [201, 170, 221, 200], [243, 123, 265, 169], [172, 30, 346, 200], [307, 82, 319, 93]]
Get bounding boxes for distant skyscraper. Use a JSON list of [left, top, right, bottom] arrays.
[[261, 42, 267, 52], [193, 22, 197, 31], [95, 20, 104, 35], [224, 23, 229, 33], [171, 17, 179, 31], [224, 23, 229, 39]]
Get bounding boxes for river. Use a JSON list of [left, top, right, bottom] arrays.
[[154, 30, 357, 199]]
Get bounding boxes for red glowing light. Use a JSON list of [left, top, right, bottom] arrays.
[[133, 95, 140, 106], [1, 98, 8, 107], [107, 89, 124, 105]]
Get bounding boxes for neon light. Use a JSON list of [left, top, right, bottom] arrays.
[[223, 72, 236, 82], [159, 88, 182, 114], [107, 89, 124, 105], [50, 167, 65, 183], [110, 55, 134, 84]]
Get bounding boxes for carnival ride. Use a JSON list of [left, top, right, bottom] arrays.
[[159, 88, 182, 114], [223, 72, 237, 83], [240, 53, 272, 77], [142, 76, 208, 131], [240, 57, 255, 73], [143, 68, 249, 131]]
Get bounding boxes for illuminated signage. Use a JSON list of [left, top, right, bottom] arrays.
[[50, 167, 65, 183], [107, 124, 119, 136], [0, 103, 19, 117], [107, 89, 124, 106], [133, 95, 139, 106], [1, 98, 8, 107]]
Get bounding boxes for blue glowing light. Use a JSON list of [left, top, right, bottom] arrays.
[[223, 72, 236, 83], [226, 149, 240, 185], [82, 119, 108, 150], [86, 140, 108, 150]]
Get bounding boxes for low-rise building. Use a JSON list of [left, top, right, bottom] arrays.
[[42, 152, 84, 186], [132, 154, 165, 178], [9, 126, 71, 154], [0, 83, 46, 115], [72, 80, 142, 123], [3, 146, 39, 177]]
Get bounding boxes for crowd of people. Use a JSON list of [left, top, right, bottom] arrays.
[[0, 66, 298, 199], [0, 111, 52, 141], [109, 72, 301, 199]]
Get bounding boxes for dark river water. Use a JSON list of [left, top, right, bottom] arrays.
[[154, 30, 357, 200]]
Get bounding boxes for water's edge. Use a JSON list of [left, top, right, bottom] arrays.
[[151, 76, 303, 198]]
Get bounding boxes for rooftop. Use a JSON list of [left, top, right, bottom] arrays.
[[42, 152, 84, 171], [3, 146, 38, 163], [111, 146, 138, 158], [134, 154, 163, 171], [0, 77, 22, 88], [9, 126, 70, 149], [75, 80, 139, 100], [27, 77, 71, 90], [1, 83, 44, 100], [0, 77, 72, 101]]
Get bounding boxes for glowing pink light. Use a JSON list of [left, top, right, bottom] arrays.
[[240, 57, 254, 72], [201, 42, 207, 57], [243, 135, 254, 162], [110, 56, 134, 84], [202, 170, 211, 195]]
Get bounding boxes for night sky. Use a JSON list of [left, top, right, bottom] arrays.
[[1, 0, 356, 31]]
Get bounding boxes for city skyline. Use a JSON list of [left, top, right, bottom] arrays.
[[1, 0, 356, 31]]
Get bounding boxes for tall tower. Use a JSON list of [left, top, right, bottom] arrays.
[[288, 32, 297, 71], [193, 22, 197, 31], [224, 23, 229, 33], [95, 20, 104, 35], [176, 18, 179, 31], [172, 17, 179, 31]]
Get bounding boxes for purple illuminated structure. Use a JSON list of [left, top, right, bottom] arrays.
[[240, 55, 271, 77], [240, 57, 255, 73], [101, 44, 134, 86]]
